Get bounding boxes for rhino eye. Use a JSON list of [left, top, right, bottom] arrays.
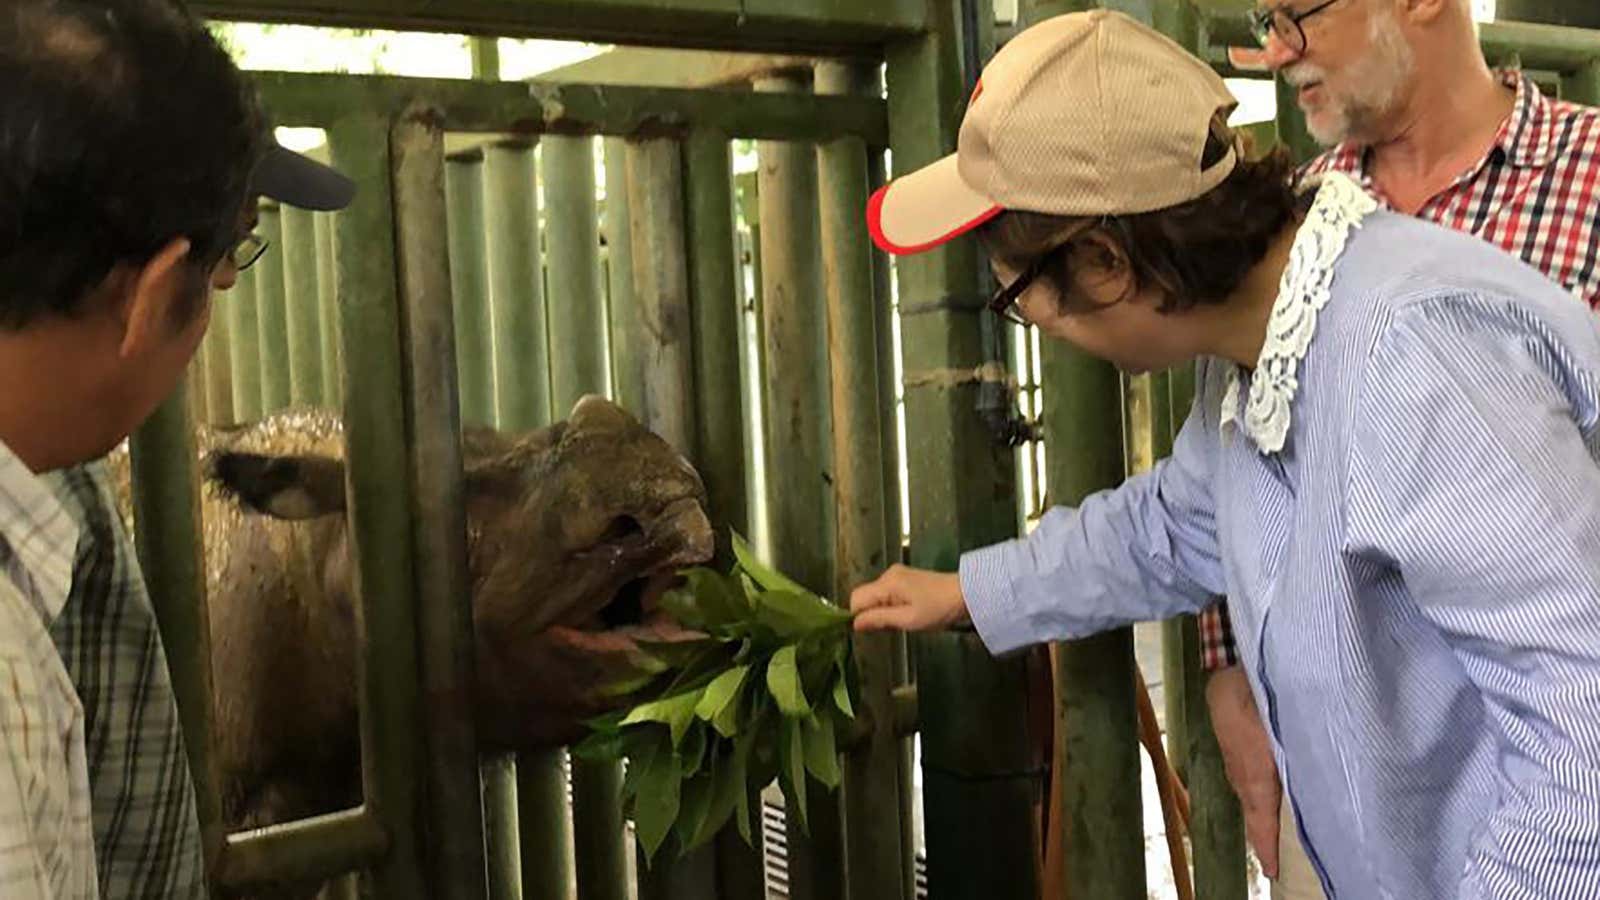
[[597, 515, 643, 545]]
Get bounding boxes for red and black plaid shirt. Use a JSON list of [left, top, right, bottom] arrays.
[[1201, 71, 1600, 670]]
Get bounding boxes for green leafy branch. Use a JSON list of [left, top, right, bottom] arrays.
[[574, 533, 857, 864]]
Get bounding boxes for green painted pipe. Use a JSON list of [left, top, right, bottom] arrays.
[[227, 266, 263, 423], [753, 71, 844, 900], [885, 10, 1039, 898], [327, 114, 430, 900], [255, 205, 292, 413], [445, 154, 497, 428], [815, 58, 911, 900], [484, 142, 552, 432], [281, 205, 325, 408], [202, 318, 235, 426], [603, 137, 644, 416], [314, 211, 342, 409]]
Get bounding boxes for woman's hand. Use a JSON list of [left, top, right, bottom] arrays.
[[849, 564, 970, 632]]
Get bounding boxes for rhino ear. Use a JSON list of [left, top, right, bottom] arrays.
[[206, 452, 347, 519]]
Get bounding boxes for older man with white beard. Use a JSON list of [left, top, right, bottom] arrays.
[[1200, 1, 1600, 897]]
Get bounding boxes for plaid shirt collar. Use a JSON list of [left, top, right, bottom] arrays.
[[1320, 71, 1552, 181], [0, 440, 80, 623]]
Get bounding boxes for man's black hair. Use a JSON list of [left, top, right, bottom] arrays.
[[0, 0, 265, 329]]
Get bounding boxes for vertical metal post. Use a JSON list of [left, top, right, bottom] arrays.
[[603, 137, 644, 415], [203, 315, 235, 425], [282, 204, 325, 408], [446, 152, 497, 428], [626, 137, 718, 898], [1563, 59, 1600, 104], [470, 36, 501, 81], [542, 135, 610, 414], [485, 142, 552, 431], [683, 129, 767, 898], [228, 267, 263, 422], [315, 210, 343, 409], [542, 132, 629, 900], [815, 58, 911, 900], [885, 9, 1041, 899], [484, 139, 569, 900], [1274, 77, 1320, 163], [187, 353, 210, 425], [128, 382, 221, 867], [391, 106, 491, 900], [753, 70, 844, 900], [327, 114, 430, 900], [255, 205, 292, 414]]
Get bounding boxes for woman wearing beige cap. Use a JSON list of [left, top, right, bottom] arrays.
[[853, 10, 1600, 900]]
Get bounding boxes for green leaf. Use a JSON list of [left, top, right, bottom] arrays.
[[732, 531, 810, 596], [733, 732, 756, 845], [765, 646, 810, 717], [622, 690, 702, 747], [801, 713, 841, 790], [657, 582, 709, 631], [832, 653, 854, 719], [683, 568, 748, 627], [632, 742, 683, 863], [632, 636, 720, 669], [689, 744, 743, 850], [682, 722, 709, 779], [675, 771, 714, 851], [693, 665, 749, 738], [778, 716, 809, 834], [596, 669, 667, 699], [572, 727, 627, 763], [753, 590, 854, 641]]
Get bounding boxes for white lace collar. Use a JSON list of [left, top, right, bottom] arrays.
[[1219, 171, 1378, 454]]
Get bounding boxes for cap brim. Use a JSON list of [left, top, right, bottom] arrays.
[[252, 144, 356, 211], [867, 153, 1003, 256]]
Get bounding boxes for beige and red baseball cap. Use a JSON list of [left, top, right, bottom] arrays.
[[868, 10, 1239, 255]]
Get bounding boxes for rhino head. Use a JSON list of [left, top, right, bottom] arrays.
[[205, 394, 714, 749]]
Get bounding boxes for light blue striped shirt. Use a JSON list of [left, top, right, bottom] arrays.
[[961, 187, 1600, 898]]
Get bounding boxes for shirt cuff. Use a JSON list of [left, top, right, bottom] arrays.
[[1199, 602, 1241, 670], [958, 540, 1036, 657]]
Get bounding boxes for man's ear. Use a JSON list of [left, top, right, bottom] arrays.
[[118, 236, 196, 359], [206, 451, 347, 519]]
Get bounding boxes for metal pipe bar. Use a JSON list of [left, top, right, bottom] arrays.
[[1564, 59, 1600, 104], [128, 383, 221, 869], [624, 135, 719, 895], [189, 0, 923, 56], [327, 113, 430, 900], [255, 205, 293, 413], [314, 210, 343, 409], [227, 267, 264, 422], [753, 71, 844, 900], [281, 205, 325, 408], [603, 137, 645, 414], [541, 133, 630, 900], [214, 806, 389, 893], [484, 142, 553, 431], [391, 106, 491, 900], [187, 353, 211, 426], [542, 135, 611, 414], [445, 156, 497, 428], [251, 72, 889, 145], [682, 128, 766, 897], [203, 313, 235, 425], [815, 58, 910, 900], [885, 6, 1042, 896]]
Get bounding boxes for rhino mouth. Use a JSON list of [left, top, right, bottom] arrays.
[[583, 496, 713, 638]]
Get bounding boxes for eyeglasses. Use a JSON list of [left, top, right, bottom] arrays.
[[1249, 0, 1343, 55], [986, 220, 1110, 325], [230, 233, 269, 272]]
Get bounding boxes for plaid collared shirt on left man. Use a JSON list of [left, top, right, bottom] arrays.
[[1200, 71, 1600, 670]]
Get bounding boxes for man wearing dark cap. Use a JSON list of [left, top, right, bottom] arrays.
[[0, 1, 351, 895]]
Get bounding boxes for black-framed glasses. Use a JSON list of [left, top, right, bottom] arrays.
[[231, 233, 269, 272], [1249, 0, 1343, 54], [988, 253, 1052, 326]]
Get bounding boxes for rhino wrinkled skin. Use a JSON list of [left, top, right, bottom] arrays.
[[112, 395, 711, 896]]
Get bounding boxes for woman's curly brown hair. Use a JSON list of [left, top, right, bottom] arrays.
[[977, 122, 1302, 315]]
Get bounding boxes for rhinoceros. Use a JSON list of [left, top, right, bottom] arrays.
[[116, 395, 711, 871]]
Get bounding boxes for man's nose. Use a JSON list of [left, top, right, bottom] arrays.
[[1261, 27, 1302, 71]]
